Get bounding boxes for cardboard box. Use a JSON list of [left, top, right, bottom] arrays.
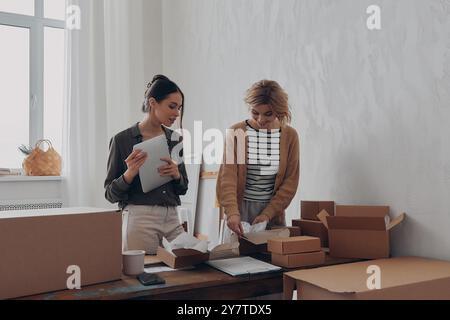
[[317, 209, 406, 259], [271, 226, 301, 237], [284, 257, 450, 300], [156, 247, 210, 269], [335, 205, 389, 217], [292, 219, 328, 247], [301, 201, 335, 221], [268, 236, 321, 255], [239, 229, 290, 255], [0, 207, 122, 300], [272, 251, 325, 268]]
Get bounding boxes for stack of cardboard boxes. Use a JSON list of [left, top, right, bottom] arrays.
[[282, 203, 426, 300], [291, 202, 405, 258], [268, 236, 325, 268], [292, 201, 334, 248]]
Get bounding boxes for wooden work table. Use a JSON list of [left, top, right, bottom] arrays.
[[23, 253, 362, 300]]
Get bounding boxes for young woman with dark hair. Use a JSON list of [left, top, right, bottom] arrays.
[[105, 75, 188, 254]]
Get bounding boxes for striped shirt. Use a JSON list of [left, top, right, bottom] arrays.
[[244, 121, 281, 202]]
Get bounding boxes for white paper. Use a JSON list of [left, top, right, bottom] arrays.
[[206, 256, 281, 276], [162, 232, 208, 254], [240, 221, 267, 234], [221, 221, 268, 244], [249, 221, 268, 233], [144, 265, 194, 273]]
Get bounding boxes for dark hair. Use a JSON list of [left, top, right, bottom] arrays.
[[142, 74, 184, 128]]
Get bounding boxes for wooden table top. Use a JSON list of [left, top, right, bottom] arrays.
[[23, 253, 362, 300]]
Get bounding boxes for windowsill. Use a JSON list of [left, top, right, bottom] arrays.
[[0, 176, 63, 182]]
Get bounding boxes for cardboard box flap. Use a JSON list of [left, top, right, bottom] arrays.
[[172, 248, 205, 257], [336, 205, 389, 218], [210, 243, 239, 260], [387, 213, 406, 231], [316, 210, 329, 229], [243, 229, 290, 245], [285, 257, 450, 294], [327, 216, 386, 231]]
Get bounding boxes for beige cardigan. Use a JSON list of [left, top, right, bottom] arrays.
[[216, 121, 300, 225]]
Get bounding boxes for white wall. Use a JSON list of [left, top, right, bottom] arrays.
[[104, 0, 163, 132], [162, 0, 450, 260], [128, 0, 163, 124]]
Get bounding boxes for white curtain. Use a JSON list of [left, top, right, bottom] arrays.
[[62, 0, 162, 207]]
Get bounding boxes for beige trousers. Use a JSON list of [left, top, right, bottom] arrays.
[[122, 204, 184, 254]]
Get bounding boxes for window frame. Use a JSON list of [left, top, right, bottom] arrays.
[[0, 0, 65, 169]]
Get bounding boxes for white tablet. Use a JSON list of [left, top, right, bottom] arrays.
[[133, 134, 173, 193]]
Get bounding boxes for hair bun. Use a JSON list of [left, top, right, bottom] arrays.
[[152, 74, 169, 82], [147, 74, 170, 88]]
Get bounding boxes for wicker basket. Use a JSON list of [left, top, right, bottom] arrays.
[[22, 140, 61, 176]]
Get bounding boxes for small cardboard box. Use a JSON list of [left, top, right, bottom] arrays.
[[156, 247, 209, 269], [272, 251, 325, 268], [272, 226, 301, 237], [292, 219, 328, 247], [239, 229, 290, 255], [268, 236, 321, 255], [156, 247, 210, 269], [301, 201, 335, 221], [0, 207, 122, 300], [284, 257, 450, 300], [317, 209, 406, 259]]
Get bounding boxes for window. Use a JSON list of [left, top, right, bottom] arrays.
[[44, 0, 66, 20], [0, 0, 34, 16], [0, 0, 65, 170]]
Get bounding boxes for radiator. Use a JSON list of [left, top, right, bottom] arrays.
[[0, 199, 63, 212]]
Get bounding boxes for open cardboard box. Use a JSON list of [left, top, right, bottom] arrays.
[[156, 247, 210, 269], [335, 205, 389, 217], [157, 241, 240, 268], [284, 256, 450, 300], [317, 206, 406, 259], [239, 229, 290, 255], [301, 201, 335, 221]]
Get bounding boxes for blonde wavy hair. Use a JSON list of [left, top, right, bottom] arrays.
[[244, 80, 292, 126]]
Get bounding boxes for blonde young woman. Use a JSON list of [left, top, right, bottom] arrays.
[[216, 80, 300, 237]]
